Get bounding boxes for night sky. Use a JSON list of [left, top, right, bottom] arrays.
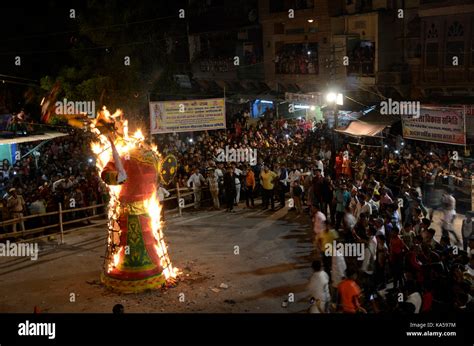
[[0, 0, 187, 80], [0, 1, 76, 79]]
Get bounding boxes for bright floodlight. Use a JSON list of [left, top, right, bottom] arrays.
[[310, 105, 316, 111], [307, 19, 314, 23], [326, 92, 343, 105], [326, 92, 337, 103]]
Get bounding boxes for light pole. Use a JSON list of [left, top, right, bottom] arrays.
[[326, 92, 343, 150]]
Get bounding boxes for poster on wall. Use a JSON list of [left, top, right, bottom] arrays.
[[401, 107, 466, 145], [149, 98, 226, 134]]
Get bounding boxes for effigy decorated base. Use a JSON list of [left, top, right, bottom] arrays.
[[101, 271, 166, 294]]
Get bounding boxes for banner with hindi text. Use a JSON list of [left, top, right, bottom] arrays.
[[149, 98, 226, 134], [401, 107, 466, 145]]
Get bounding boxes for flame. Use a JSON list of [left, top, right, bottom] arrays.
[[144, 192, 178, 279], [91, 107, 178, 282]]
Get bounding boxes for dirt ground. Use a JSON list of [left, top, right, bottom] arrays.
[[0, 205, 465, 313]]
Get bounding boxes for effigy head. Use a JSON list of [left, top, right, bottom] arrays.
[[93, 107, 126, 139]]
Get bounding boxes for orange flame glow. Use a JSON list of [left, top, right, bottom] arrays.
[[91, 107, 178, 281]]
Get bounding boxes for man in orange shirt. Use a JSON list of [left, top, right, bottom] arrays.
[[337, 267, 366, 313], [244, 165, 256, 208]]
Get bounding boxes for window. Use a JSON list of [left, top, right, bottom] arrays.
[[471, 39, 474, 65], [274, 23, 285, 35], [426, 23, 438, 39], [269, 0, 314, 12], [269, 0, 285, 13], [425, 42, 438, 67], [285, 28, 305, 34], [347, 40, 375, 76], [424, 22, 439, 68], [445, 21, 464, 67], [355, 21, 366, 29], [446, 41, 464, 66], [275, 42, 319, 74]]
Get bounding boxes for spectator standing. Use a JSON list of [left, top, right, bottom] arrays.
[[337, 268, 366, 313], [187, 168, 205, 210], [244, 166, 256, 208], [206, 169, 220, 210], [308, 260, 331, 313], [260, 166, 277, 210], [223, 166, 236, 212], [7, 188, 26, 232], [462, 213, 473, 251]]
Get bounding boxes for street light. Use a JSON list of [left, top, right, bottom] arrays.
[[326, 92, 337, 103], [326, 91, 343, 151]]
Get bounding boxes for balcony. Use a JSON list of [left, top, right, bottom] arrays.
[[191, 57, 238, 80], [420, 0, 474, 6], [376, 71, 410, 86]]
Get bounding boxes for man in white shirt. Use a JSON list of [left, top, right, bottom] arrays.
[[343, 206, 357, 233], [313, 205, 327, 244], [405, 281, 422, 313], [355, 194, 372, 220], [232, 163, 243, 205], [187, 168, 205, 209], [462, 214, 473, 251], [308, 260, 331, 313], [315, 157, 324, 177], [374, 218, 385, 236], [288, 167, 301, 196], [331, 242, 347, 295], [157, 182, 170, 202], [157, 182, 170, 221], [361, 227, 377, 300], [441, 190, 458, 244]]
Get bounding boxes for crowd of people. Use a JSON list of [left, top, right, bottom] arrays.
[[347, 42, 375, 76], [275, 45, 319, 75], [0, 129, 104, 233], [0, 106, 472, 314], [155, 111, 473, 313]]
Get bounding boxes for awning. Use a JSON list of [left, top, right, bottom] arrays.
[[335, 122, 387, 137], [0, 132, 68, 145]]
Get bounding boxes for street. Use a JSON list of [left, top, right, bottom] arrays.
[[0, 206, 464, 313], [0, 206, 315, 313]]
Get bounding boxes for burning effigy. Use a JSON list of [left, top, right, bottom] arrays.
[[90, 108, 178, 293]]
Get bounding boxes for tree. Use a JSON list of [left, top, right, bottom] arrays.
[[40, 0, 188, 124]]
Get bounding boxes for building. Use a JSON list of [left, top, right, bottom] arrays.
[[186, 0, 264, 95], [417, 0, 474, 99], [329, 0, 415, 106], [259, 0, 342, 93]]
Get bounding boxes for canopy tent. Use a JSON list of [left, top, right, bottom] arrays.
[[335, 121, 387, 137], [335, 111, 400, 137], [0, 132, 68, 145]]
